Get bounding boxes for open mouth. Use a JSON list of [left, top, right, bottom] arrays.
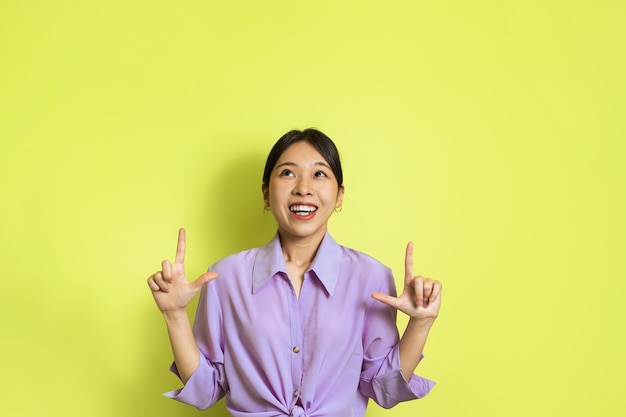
[[289, 204, 318, 217]]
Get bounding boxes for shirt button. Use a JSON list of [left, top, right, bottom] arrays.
[[292, 346, 301, 353], [293, 390, 299, 397]]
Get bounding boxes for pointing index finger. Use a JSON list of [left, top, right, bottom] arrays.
[[175, 228, 186, 264], [405, 241, 414, 283]]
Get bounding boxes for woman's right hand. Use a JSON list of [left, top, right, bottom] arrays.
[[147, 228, 218, 314]]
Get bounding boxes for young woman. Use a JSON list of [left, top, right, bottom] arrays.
[[147, 129, 442, 416]]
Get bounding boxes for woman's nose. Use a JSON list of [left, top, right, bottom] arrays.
[[293, 178, 313, 196]]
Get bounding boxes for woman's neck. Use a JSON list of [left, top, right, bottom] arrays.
[[278, 229, 326, 266]]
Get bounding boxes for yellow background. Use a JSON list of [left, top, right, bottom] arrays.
[[1, 1, 624, 416]]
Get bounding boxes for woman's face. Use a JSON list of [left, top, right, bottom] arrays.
[[263, 141, 344, 242]]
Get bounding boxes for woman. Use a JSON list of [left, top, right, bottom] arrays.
[[147, 129, 442, 416]]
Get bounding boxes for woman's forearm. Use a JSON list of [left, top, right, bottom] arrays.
[[163, 309, 200, 384], [398, 317, 435, 381]]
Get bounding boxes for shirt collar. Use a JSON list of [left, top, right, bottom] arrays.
[[252, 231, 341, 296]]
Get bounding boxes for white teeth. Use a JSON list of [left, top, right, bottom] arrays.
[[290, 205, 317, 213]]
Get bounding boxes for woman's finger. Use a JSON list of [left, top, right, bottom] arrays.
[[147, 276, 160, 291], [162, 259, 172, 280], [413, 276, 424, 308], [371, 292, 403, 311], [152, 271, 170, 292], [429, 280, 442, 303], [404, 242, 414, 285], [175, 228, 186, 264], [423, 279, 434, 302], [192, 271, 219, 290]]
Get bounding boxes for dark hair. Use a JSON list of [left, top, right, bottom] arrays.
[[262, 128, 343, 188]]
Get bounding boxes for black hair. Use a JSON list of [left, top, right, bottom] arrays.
[[262, 128, 343, 188]]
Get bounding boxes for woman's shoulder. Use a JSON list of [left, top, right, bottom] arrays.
[[336, 243, 391, 274], [331, 243, 395, 293], [210, 246, 261, 272]]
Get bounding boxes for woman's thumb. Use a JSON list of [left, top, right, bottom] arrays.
[[193, 271, 219, 289]]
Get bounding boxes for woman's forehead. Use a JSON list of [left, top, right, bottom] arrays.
[[274, 141, 327, 165]]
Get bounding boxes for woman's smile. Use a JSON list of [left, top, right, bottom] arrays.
[[289, 203, 318, 219]]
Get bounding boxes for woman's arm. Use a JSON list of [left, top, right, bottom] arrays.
[[371, 242, 442, 380], [147, 228, 219, 383], [161, 310, 201, 383], [398, 316, 437, 380]]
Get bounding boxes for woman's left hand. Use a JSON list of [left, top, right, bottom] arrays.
[[372, 242, 442, 322]]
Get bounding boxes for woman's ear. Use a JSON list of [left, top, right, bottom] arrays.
[[336, 185, 345, 208], [262, 184, 270, 208]]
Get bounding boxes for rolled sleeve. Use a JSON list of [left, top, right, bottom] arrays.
[[369, 345, 435, 408], [163, 357, 227, 410]]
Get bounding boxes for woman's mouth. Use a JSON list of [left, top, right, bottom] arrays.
[[289, 204, 318, 217]]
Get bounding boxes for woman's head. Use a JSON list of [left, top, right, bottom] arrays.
[[262, 128, 344, 241], [262, 128, 343, 189]]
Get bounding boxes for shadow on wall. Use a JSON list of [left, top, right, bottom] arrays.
[[201, 149, 277, 259]]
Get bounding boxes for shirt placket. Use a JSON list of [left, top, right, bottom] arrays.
[[286, 272, 304, 409]]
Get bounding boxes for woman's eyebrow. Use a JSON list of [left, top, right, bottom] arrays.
[[275, 162, 296, 168], [275, 161, 331, 169]]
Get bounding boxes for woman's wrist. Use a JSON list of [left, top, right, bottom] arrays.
[[162, 308, 189, 325], [407, 316, 436, 331]]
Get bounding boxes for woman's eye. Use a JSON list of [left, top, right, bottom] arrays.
[[314, 171, 327, 177], [281, 169, 294, 177]]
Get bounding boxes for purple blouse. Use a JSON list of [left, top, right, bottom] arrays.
[[164, 232, 435, 416]]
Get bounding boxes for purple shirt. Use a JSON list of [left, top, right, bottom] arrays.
[[165, 232, 435, 416]]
